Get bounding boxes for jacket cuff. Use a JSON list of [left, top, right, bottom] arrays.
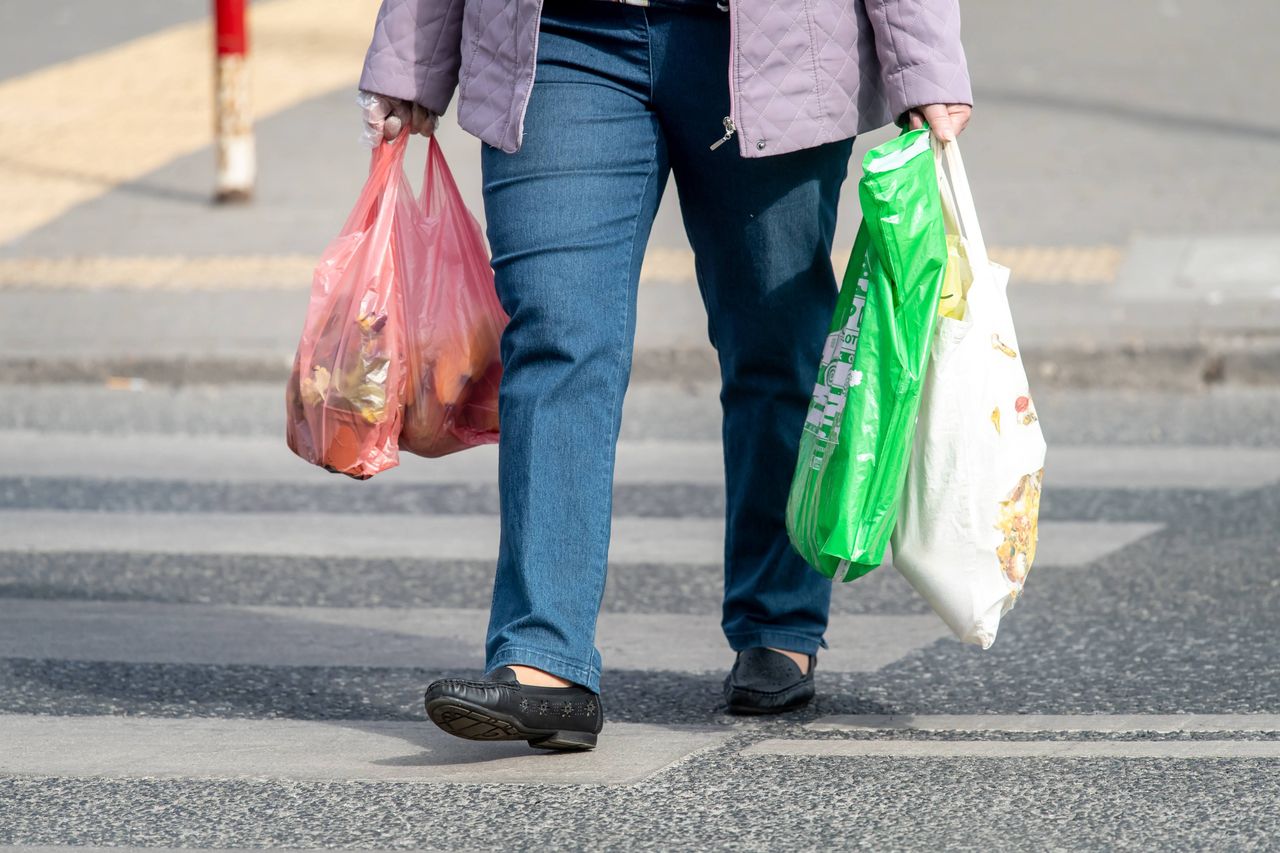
[[358, 62, 457, 117], [884, 60, 973, 122]]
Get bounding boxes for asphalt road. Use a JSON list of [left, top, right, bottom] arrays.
[[0, 381, 1277, 850]]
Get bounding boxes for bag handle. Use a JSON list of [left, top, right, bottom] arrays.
[[421, 135, 468, 217], [335, 132, 410, 300], [931, 136, 990, 271], [934, 149, 964, 241], [336, 131, 409, 238]]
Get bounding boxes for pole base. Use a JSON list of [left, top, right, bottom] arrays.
[[213, 188, 254, 205], [215, 56, 255, 203]]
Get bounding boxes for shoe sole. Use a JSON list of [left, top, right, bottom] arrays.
[[724, 690, 814, 716], [425, 697, 598, 751]]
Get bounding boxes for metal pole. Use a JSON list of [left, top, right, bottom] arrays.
[[213, 0, 253, 203]]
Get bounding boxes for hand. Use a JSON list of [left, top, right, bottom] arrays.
[[907, 103, 972, 143], [357, 90, 438, 147]]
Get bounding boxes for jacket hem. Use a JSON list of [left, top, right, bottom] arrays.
[[883, 59, 974, 123], [358, 64, 458, 118]]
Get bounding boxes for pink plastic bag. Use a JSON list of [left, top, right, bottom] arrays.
[[285, 134, 415, 479], [398, 139, 507, 458], [286, 135, 506, 477]]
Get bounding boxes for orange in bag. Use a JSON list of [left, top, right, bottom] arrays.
[[285, 134, 415, 479], [398, 138, 508, 458]]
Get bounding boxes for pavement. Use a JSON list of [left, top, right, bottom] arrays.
[[1, 0, 1279, 850]]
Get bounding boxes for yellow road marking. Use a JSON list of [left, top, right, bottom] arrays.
[[0, 255, 315, 289], [988, 245, 1125, 285], [0, 246, 1123, 289], [831, 244, 1123, 286], [0, 0, 379, 245]]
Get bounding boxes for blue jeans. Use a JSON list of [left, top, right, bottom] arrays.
[[480, 0, 853, 693]]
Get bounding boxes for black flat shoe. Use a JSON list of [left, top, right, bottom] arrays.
[[723, 647, 816, 715], [424, 666, 604, 751]]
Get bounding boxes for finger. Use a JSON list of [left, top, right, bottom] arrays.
[[949, 105, 972, 137], [383, 114, 403, 141], [386, 99, 412, 141], [907, 110, 924, 131], [411, 103, 428, 136], [923, 104, 954, 142], [422, 111, 439, 138]]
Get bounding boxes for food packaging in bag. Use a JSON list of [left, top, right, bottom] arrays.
[[890, 137, 1048, 647]]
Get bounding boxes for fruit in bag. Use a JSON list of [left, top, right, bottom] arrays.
[[285, 134, 414, 479], [398, 139, 508, 458], [287, 135, 508, 475]]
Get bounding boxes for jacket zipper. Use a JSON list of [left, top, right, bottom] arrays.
[[708, 116, 736, 151], [514, 0, 548, 148], [723, 0, 742, 155]]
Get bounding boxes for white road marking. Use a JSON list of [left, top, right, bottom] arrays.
[[740, 739, 1280, 759], [4, 431, 1277, 489], [0, 430, 722, 486], [807, 714, 1280, 734], [0, 510, 723, 563], [0, 510, 1161, 569], [0, 715, 730, 786]]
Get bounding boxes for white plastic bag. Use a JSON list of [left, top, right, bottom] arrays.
[[890, 137, 1048, 648]]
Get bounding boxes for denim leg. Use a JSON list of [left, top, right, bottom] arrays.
[[649, 8, 853, 655], [479, 2, 668, 693]]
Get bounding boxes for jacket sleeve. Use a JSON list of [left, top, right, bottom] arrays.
[[864, 0, 973, 120], [358, 0, 465, 115]]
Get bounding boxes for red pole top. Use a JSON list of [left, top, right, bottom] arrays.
[[214, 0, 248, 56]]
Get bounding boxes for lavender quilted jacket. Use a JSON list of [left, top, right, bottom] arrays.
[[359, 0, 972, 159]]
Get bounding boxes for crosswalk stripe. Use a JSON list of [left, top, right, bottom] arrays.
[[0, 510, 1161, 568], [0, 431, 723, 486], [0, 600, 945, 674], [0, 715, 730, 786], [807, 714, 1280, 733], [4, 430, 1278, 489], [739, 739, 1280, 759], [0, 511, 724, 562]]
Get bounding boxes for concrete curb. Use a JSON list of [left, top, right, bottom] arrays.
[[3, 340, 1277, 389]]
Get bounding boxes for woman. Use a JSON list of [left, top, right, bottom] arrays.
[[359, 0, 972, 751]]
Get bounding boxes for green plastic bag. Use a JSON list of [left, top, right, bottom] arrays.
[[786, 129, 949, 581]]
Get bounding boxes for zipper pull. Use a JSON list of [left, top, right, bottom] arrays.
[[708, 116, 736, 151]]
